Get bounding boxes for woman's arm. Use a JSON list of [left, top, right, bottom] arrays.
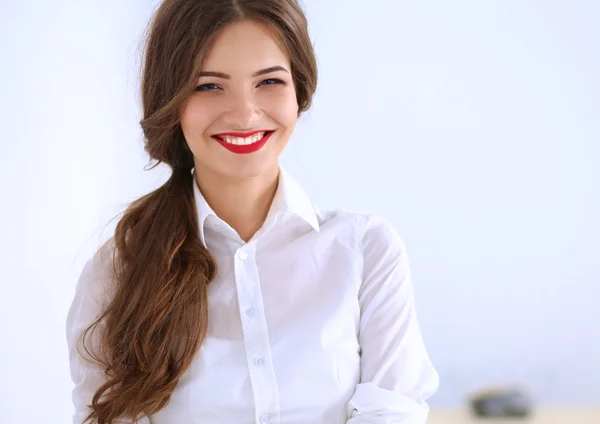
[[66, 250, 151, 424], [346, 216, 439, 423]]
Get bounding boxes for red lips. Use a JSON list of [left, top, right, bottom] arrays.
[[211, 130, 275, 155]]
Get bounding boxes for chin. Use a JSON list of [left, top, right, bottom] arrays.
[[220, 160, 279, 180]]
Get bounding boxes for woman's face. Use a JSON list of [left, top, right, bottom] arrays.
[[179, 20, 299, 181]]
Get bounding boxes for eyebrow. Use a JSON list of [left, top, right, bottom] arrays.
[[197, 65, 289, 79]]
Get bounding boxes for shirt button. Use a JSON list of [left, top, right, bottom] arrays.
[[246, 307, 256, 317], [259, 413, 270, 423], [254, 357, 266, 367], [237, 250, 248, 260]]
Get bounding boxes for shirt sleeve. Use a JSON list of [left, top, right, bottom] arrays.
[[66, 246, 151, 424], [346, 215, 439, 424]]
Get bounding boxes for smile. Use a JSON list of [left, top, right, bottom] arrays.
[[211, 130, 275, 154]]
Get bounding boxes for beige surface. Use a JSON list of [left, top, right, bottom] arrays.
[[427, 409, 600, 424]]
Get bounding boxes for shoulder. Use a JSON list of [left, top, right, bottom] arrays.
[[74, 238, 119, 310], [66, 239, 119, 343], [315, 206, 405, 254]]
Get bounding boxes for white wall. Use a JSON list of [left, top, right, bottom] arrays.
[[1, 0, 598, 421]]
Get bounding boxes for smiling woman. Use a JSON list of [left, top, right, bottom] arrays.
[[65, 1, 438, 424], [179, 20, 301, 181]]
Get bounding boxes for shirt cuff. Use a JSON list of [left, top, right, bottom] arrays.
[[346, 382, 430, 424]]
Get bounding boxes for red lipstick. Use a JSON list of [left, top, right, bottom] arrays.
[[211, 130, 274, 154]]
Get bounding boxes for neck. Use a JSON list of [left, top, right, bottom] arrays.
[[194, 165, 280, 243]]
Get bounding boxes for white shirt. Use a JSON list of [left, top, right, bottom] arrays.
[[66, 167, 439, 424]]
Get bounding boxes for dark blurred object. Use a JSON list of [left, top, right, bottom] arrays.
[[469, 387, 533, 418]]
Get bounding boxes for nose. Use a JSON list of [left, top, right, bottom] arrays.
[[222, 90, 260, 130]]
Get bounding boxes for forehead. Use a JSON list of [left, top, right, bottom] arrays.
[[201, 20, 290, 72]]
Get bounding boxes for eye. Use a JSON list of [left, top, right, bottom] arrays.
[[195, 83, 220, 92], [258, 78, 284, 87]]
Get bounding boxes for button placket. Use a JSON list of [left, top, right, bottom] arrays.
[[234, 243, 279, 423], [239, 249, 257, 320]]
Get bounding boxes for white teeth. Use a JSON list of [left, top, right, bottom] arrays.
[[220, 132, 266, 145]]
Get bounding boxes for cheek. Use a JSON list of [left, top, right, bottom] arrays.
[[262, 89, 299, 126], [179, 99, 214, 136]]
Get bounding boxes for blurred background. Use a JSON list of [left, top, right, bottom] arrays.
[[1, 0, 598, 422]]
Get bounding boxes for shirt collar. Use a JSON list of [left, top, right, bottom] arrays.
[[269, 166, 320, 233], [191, 169, 217, 247], [191, 166, 320, 247]]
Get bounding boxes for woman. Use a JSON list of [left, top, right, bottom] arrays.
[[66, 0, 439, 423]]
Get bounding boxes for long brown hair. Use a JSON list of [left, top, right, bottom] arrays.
[[80, 1, 317, 423]]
